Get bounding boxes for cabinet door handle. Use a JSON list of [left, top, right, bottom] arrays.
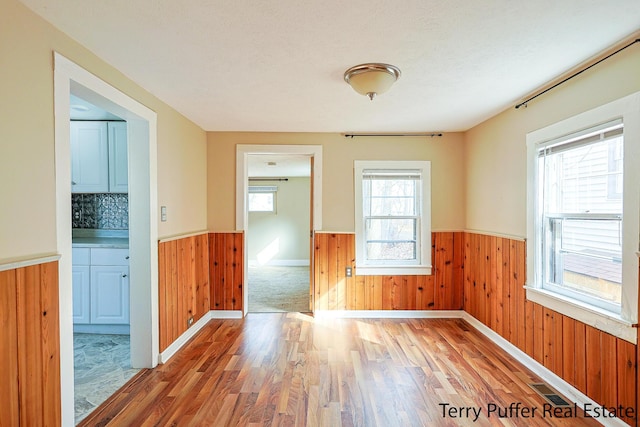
[[125, 256, 130, 260], [122, 274, 128, 278]]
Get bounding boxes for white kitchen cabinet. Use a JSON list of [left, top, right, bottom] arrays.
[[71, 120, 128, 193], [108, 122, 128, 193], [70, 121, 109, 193], [90, 265, 130, 324], [72, 248, 91, 324], [72, 265, 91, 324], [72, 247, 130, 327]]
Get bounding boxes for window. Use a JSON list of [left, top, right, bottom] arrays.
[[354, 161, 431, 275], [538, 120, 623, 313], [248, 186, 276, 212], [526, 92, 640, 343]]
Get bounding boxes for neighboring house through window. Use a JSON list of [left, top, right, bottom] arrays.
[[354, 160, 432, 275], [526, 91, 640, 343]]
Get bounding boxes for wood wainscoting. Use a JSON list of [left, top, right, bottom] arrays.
[[158, 232, 244, 353], [158, 233, 210, 352], [155, 230, 636, 425], [0, 259, 60, 427], [209, 232, 243, 311], [463, 232, 636, 426], [313, 232, 464, 311]]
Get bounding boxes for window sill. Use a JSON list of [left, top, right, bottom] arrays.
[[355, 265, 432, 276], [525, 286, 636, 344]]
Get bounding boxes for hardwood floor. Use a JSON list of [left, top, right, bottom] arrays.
[[80, 314, 602, 426]]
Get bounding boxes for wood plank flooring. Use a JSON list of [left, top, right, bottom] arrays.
[[80, 314, 602, 426]]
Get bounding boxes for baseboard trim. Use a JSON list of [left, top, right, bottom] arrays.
[[73, 324, 130, 335], [158, 310, 244, 364], [210, 310, 244, 319], [461, 313, 628, 427], [313, 310, 465, 319], [158, 312, 213, 364]]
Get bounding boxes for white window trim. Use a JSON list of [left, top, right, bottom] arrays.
[[526, 91, 640, 343], [354, 160, 432, 276]]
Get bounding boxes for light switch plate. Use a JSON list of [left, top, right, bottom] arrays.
[[161, 206, 167, 222]]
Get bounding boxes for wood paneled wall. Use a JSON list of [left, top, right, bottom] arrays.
[[463, 232, 636, 425], [0, 261, 60, 427], [313, 232, 464, 311], [208, 232, 243, 311], [158, 230, 636, 425], [158, 234, 210, 352]]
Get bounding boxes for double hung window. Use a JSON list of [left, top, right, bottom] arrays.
[[537, 120, 623, 313], [354, 161, 431, 275], [526, 92, 640, 342]]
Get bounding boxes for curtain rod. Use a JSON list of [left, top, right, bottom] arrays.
[[515, 38, 640, 109], [343, 133, 443, 138], [249, 177, 289, 182]]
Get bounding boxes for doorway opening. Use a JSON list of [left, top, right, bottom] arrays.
[[236, 145, 322, 316], [247, 156, 311, 312], [67, 95, 140, 423], [54, 53, 159, 426]]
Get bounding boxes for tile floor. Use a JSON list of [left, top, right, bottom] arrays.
[[74, 333, 140, 424]]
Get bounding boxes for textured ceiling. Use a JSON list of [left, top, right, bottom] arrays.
[[248, 154, 311, 178], [20, 0, 640, 132]]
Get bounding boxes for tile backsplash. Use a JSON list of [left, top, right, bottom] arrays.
[[72, 193, 129, 229]]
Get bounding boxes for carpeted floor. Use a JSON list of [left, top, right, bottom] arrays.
[[248, 265, 310, 312]]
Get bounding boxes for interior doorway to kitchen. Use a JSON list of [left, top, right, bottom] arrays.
[[54, 53, 158, 426], [67, 95, 139, 423]]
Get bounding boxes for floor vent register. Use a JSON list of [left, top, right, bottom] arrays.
[[529, 383, 571, 407]]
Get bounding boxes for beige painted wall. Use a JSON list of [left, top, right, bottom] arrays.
[[0, 0, 207, 262], [465, 40, 640, 238], [248, 177, 310, 263], [207, 132, 466, 232]]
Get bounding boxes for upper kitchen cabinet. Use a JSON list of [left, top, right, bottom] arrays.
[[71, 121, 128, 193], [71, 121, 109, 192], [108, 122, 128, 193]]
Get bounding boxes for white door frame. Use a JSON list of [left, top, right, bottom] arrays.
[[54, 53, 159, 426], [236, 145, 322, 315]]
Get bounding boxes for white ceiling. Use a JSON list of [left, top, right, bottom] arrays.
[[69, 94, 123, 121], [248, 154, 310, 178], [20, 0, 640, 132]]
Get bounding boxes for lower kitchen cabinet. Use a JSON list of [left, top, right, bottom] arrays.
[[72, 247, 130, 329], [72, 265, 91, 324], [90, 265, 129, 324]]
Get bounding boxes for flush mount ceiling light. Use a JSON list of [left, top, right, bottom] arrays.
[[343, 63, 401, 100]]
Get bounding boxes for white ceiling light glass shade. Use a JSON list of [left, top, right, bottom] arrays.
[[344, 63, 401, 100]]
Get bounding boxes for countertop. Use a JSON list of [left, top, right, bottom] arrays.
[[72, 237, 129, 248], [72, 229, 129, 248]]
